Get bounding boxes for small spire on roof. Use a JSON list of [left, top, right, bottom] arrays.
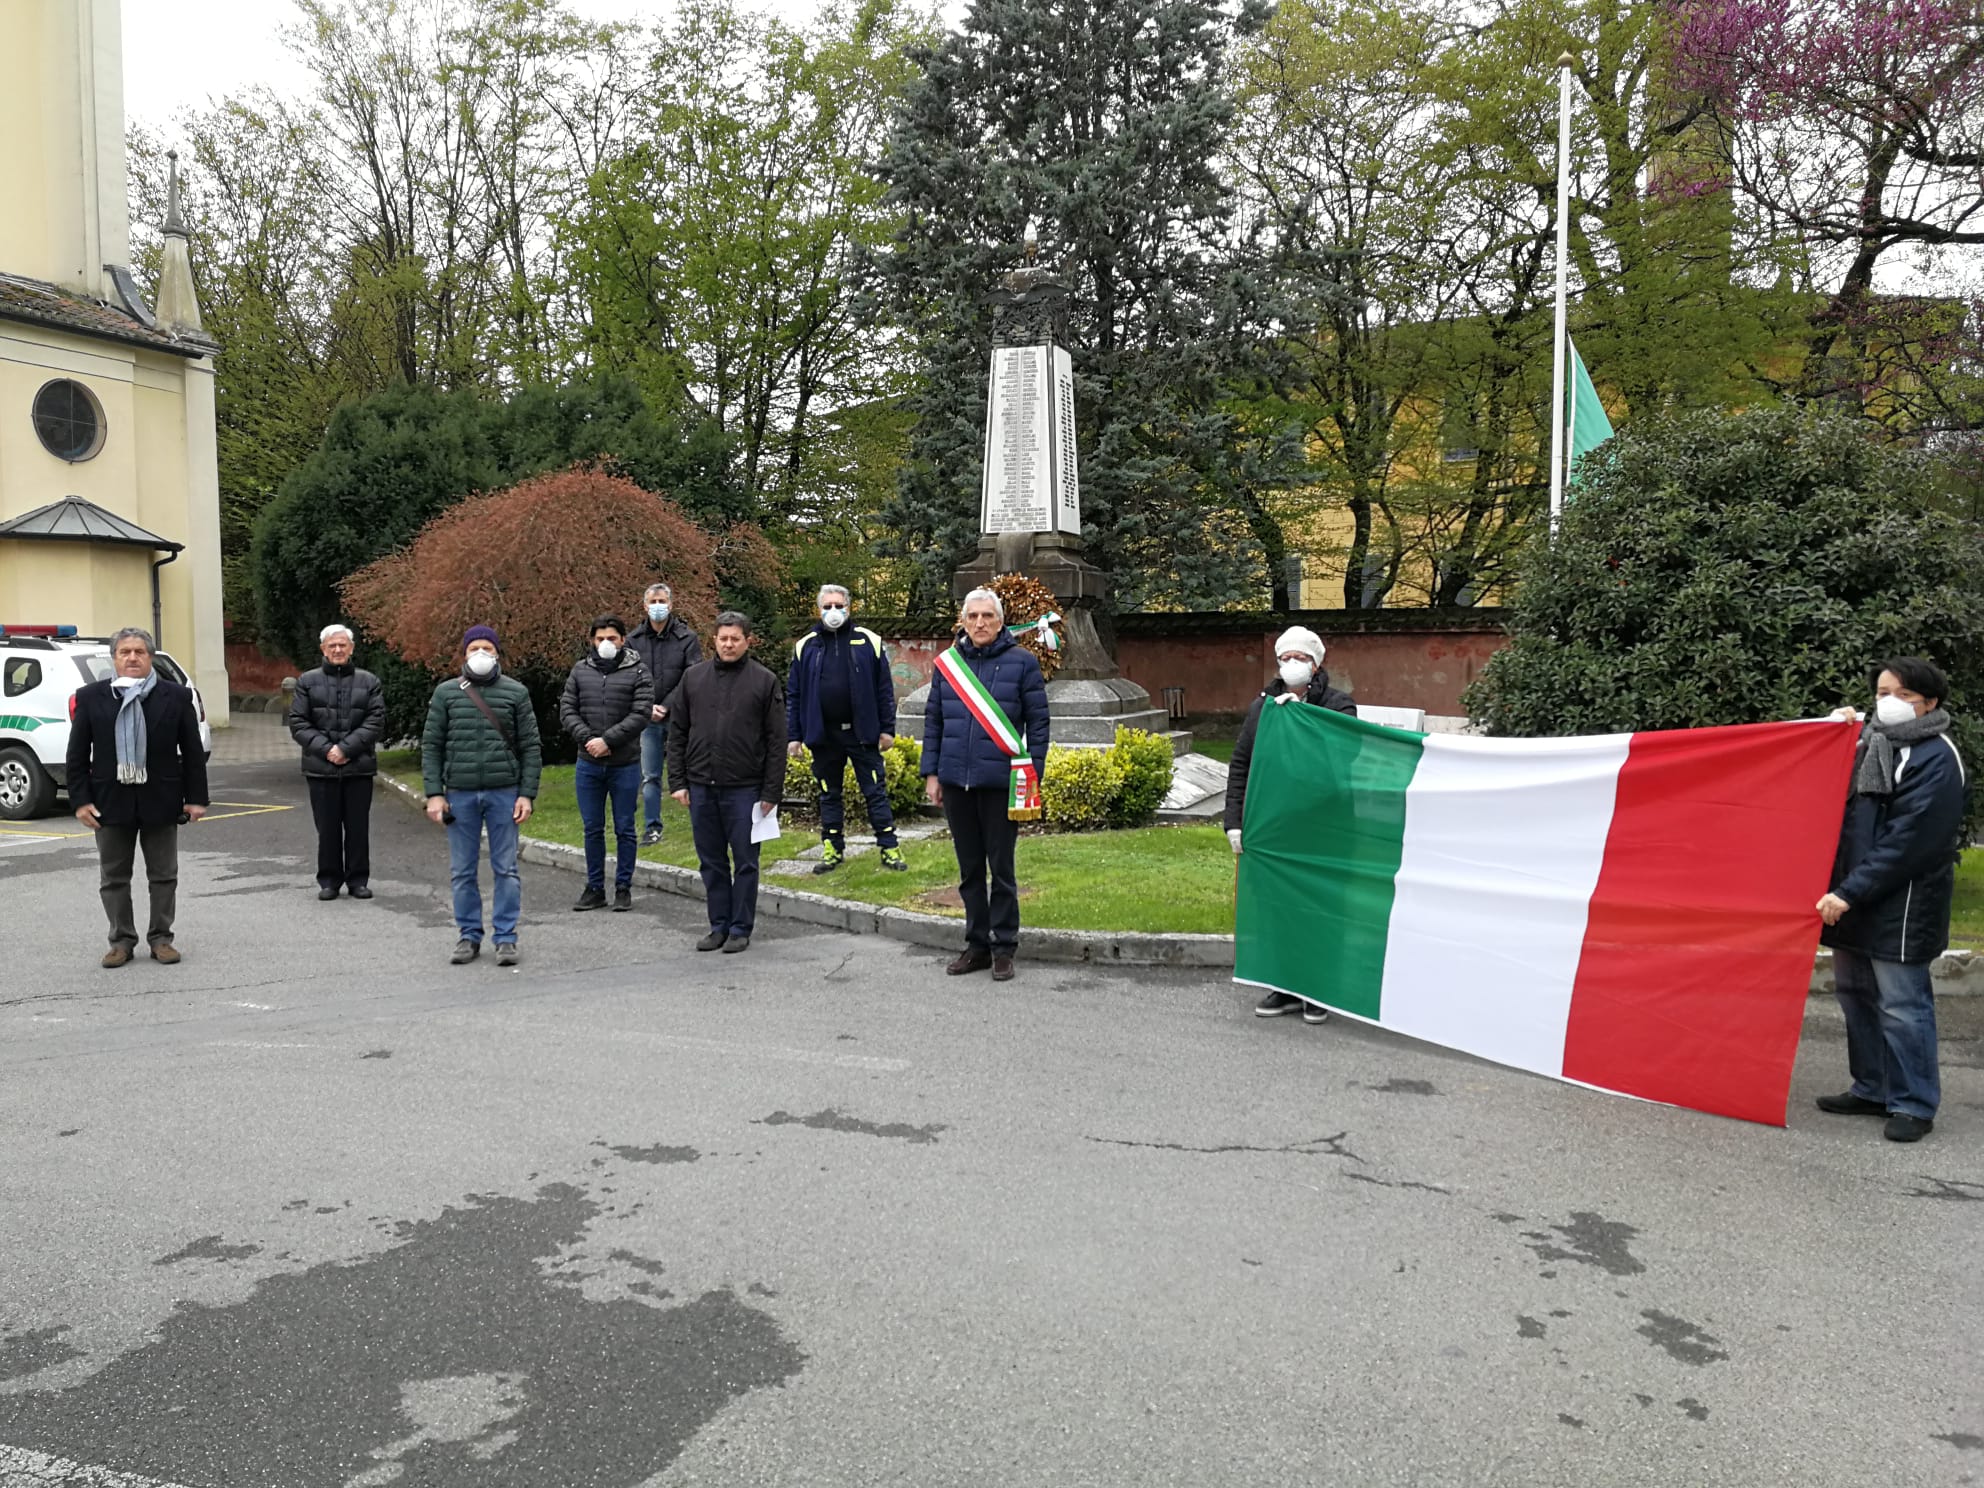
[[164, 149, 187, 239]]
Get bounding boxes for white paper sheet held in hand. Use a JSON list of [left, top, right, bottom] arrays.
[[750, 803, 780, 843]]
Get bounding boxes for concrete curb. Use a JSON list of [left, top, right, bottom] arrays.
[[378, 773, 1232, 967], [378, 776, 1980, 988]]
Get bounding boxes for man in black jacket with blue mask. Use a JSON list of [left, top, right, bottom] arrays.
[[627, 581, 702, 846], [787, 584, 906, 875], [1815, 656, 1967, 1143]]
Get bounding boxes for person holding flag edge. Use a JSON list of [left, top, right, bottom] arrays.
[[922, 587, 1051, 981]]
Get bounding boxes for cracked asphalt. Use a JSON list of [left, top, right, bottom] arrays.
[[1, 752, 1981, 1486]]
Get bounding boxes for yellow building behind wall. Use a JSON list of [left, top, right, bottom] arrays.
[[0, 0, 229, 722]]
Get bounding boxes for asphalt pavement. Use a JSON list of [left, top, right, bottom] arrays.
[[1, 742, 1980, 1487]]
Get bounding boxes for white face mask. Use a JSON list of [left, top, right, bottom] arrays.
[[466, 650, 498, 678], [1875, 693, 1918, 726], [647, 603, 669, 623], [1278, 659, 1315, 690], [821, 606, 847, 631], [596, 640, 619, 662]]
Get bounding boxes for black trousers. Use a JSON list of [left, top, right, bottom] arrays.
[[942, 785, 1020, 954], [308, 775, 374, 890]]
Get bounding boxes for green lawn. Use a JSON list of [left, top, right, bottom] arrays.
[[382, 750, 1982, 945], [381, 750, 1237, 934], [1191, 737, 1235, 763]]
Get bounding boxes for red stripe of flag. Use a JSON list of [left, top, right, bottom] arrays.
[[1561, 719, 1859, 1124]]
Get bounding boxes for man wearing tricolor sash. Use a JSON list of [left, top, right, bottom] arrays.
[[922, 587, 1051, 981]]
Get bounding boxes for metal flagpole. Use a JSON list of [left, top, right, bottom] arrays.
[[1548, 52, 1575, 532]]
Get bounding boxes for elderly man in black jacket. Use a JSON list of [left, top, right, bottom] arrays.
[[666, 611, 785, 954], [1223, 625, 1357, 1022], [66, 626, 209, 967], [289, 622, 387, 900], [627, 580, 702, 846], [559, 614, 654, 912], [1815, 656, 1968, 1144]]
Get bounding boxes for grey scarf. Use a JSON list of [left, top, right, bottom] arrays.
[[1854, 706, 1950, 796], [113, 671, 158, 785]]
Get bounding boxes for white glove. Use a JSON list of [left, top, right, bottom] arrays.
[[1272, 692, 1297, 706], [1227, 828, 1242, 854]]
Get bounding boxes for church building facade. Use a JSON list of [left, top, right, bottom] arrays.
[[0, 0, 229, 722]]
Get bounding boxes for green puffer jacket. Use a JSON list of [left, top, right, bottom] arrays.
[[421, 671, 544, 798]]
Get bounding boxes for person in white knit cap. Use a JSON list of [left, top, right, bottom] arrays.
[[1222, 626, 1357, 1023]]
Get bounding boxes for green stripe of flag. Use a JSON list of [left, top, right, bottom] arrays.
[[1234, 701, 1424, 1020], [1568, 339, 1614, 488]]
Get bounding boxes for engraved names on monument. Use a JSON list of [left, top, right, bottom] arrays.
[[981, 344, 1080, 535]]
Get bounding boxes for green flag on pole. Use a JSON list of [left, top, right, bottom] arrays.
[[1567, 338, 1613, 489]]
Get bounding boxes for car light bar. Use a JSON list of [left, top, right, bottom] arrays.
[[0, 624, 79, 638]]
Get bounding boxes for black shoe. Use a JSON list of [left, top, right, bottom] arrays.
[[496, 942, 519, 967], [1884, 1113, 1933, 1143], [1816, 1092, 1887, 1116], [722, 934, 751, 954], [1301, 1001, 1330, 1025], [696, 930, 728, 952], [1255, 990, 1302, 1017], [318, 885, 340, 901], [991, 954, 1015, 981], [573, 886, 607, 912], [451, 938, 480, 965], [641, 823, 664, 846], [947, 949, 992, 976], [613, 888, 632, 912], [349, 884, 373, 900]]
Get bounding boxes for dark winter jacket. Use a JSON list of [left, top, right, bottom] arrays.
[[626, 616, 702, 724], [788, 622, 896, 749], [1223, 672, 1358, 830], [664, 655, 785, 802], [558, 649, 654, 767], [65, 677, 210, 829], [920, 630, 1050, 791], [1821, 731, 1967, 964], [288, 663, 387, 778], [420, 670, 543, 799]]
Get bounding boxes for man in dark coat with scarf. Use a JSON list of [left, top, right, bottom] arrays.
[[289, 621, 387, 900], [66, 626, 209, 966], [1224, 625, 1357, 1022], [1815, 656, 1967, 1143], [921, 587, 1050, 982]]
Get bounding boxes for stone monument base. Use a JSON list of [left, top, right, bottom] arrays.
[[896, 676, 1192, 757]]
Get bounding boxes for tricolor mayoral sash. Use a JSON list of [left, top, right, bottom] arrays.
[[932, 644, 1041, 820]]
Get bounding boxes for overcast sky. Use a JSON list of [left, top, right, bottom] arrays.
[[122, 0, 830, 143]]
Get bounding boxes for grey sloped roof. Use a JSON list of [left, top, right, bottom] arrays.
[[0, 273, 213, 357], [0, 496, 182, 551]]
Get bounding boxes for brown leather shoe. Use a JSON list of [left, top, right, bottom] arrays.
[[150, 942, 182, 965], [991, 955, 1015, 981], [947, 949, 992, 976], [101, 945, 133, 969]]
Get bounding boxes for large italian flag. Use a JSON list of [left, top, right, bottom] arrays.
[[1234, 704, 1859, 1125]]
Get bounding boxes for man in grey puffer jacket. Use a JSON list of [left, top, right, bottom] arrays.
[[289, 622, 387, 900], [558, 615, 654, 911]]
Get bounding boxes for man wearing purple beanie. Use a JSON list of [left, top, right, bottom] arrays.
[[420, 625, 543, 965]]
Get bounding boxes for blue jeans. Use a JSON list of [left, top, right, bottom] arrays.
[[1834, 946, 1940, 1119], [689, 784, 763, 936], [446, 788, 521, 944], [812, 733, 897, 851], [576, 757, 639, 890], [640, 723, 670, 829]]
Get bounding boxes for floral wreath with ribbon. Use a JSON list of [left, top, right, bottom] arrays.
[[987, 572, 1063, 682]]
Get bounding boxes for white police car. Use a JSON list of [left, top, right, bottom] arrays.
[[0, 625, 213, 820]]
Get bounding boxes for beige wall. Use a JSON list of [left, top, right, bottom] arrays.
[[0, 0, 130, 298], [0, 322, 229, 717]]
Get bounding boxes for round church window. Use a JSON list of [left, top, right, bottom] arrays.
[[32, 379, 106, 462]]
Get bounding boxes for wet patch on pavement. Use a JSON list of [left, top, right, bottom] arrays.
[[1516, 1316, 1546, 1340], [1636, 1310, 1728, 1366], [0, 1183, 803, 1484], [597, 1142, 701, 1166], [0, 1327, 82, 1384], [757, 1109, 944, 1145], [1933, 1433, 1984, 1451], [1366, 1078, 1439, 1095], [153, 1236, 262, 1266], [1905, 1177, 1984, 1201], [1520, 1212, 1646, 1277]]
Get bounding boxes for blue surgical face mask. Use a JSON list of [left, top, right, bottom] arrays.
[[647, 602, 669, 623]]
